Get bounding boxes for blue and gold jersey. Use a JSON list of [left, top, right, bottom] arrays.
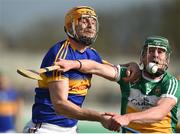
[[32, 39, 102, 127], [0, 88, 18, 132]]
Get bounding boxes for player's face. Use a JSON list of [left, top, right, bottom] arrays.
[[75, 16, 97, 39], [142, 47, 167, 69]]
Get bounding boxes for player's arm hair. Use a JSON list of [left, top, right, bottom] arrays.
[[78, 60, 118, 81], [48, 80, 103, 122], [126, 97, 176, 124]]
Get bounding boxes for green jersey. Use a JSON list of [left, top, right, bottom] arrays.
[[116, 65, 180, 133]]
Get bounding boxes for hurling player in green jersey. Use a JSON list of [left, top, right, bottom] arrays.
[[55, 36, 180, 133]]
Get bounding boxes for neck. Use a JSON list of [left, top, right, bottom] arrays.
[[142, 70, 163, 80], [68, 38, 89, 52]]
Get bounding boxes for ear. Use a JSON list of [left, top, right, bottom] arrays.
[[139, 59, 142, 66], [139, 50, 144, 66], [166, 53, 170, 64]]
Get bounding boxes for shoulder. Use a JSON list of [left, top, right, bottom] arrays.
[[48, 40, 67, 54], [89, 47, 98, 51], [88, 47, 100, 54], [161, 72, 180, 102], [86, 47, 102, 62], [161, 72, 178, 86]]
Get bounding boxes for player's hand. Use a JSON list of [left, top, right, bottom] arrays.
[[102, 112, 121, 132], [100, 113, 120, 132], [110, 114, 130, 128], [54, 59, 75, 72], [100, 113, 111, 130], [122, 62, 141, 82]]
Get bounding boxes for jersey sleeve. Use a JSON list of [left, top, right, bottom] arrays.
[[174, 80, 180, 102], [161, 77, 180, 103], [115, 65, 127, 83]]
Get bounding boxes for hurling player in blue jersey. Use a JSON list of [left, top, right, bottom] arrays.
[[23, 6, 139, 133], [0, 72, 22, 133]]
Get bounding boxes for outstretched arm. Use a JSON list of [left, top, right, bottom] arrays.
[[55, 59, 140, 82], [106, 97, 176, 128], [48, 79, 115, 130], [55, 59, 118, 81]]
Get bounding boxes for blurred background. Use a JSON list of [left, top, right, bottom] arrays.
[[0, 0, 180, 133]]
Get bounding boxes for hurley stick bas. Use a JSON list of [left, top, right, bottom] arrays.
[[17, 65, 60, 80]]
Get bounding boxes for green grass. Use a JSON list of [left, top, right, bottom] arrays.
[[78, 121, 113, 133]]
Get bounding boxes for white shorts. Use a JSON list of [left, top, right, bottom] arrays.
[[23, 120, 77, 134]]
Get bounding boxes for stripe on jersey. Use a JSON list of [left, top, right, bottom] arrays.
[[167, 78, 178, 96], [68, 79, 91, 96], [172, 79, 178, 96], [52, 39, 69, 79]]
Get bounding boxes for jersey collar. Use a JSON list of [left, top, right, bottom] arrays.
[[142, 71, 164, 83]]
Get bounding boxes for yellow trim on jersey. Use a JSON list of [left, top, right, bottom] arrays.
[[38, 75, 68, 88], [54, 40, 69, 78], [38, 74, 48, 88], [38, 40, 70, 87], [69, 88, 88, 96], [0, 102, 18, 116], [39, 76, 90, 96], [51, 39, 69, 81], [89, 47, 96, 51], [127, 106, 172, 133], [68, 79, 91, 96], [47, 76, 68, 83], [53, 39, 68, 78]]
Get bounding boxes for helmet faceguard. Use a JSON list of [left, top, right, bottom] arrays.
[[64, 6, 99, 45], [140, 36, 172, 76]]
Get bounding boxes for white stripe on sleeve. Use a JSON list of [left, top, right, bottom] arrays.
[[115, 64, 121, 82]]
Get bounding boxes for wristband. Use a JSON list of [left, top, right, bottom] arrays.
[[76, 60, 82, 70]]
